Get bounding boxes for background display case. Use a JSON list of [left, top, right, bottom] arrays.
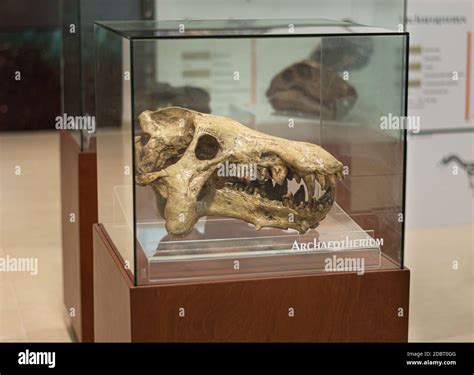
[[95, 20, 408, 286], [59, 0, 155, 342]]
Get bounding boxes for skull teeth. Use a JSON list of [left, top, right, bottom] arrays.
[[258, 167, 270, 181], [271, 165, 287, 185], [303, 174, 316, 200], [214, 167, 340, 212], [317, 174, 326, 190], [294, 185, 305, 206]]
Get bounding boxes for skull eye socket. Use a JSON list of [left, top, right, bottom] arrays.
[[195, 134, 220, 160]]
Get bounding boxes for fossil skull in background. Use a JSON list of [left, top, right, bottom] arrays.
[[135, 107, 343, 236], [266, 59, 357, 118]]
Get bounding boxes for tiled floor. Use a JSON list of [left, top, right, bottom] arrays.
[[405, 224, 473, 342], [0, 131, 72, 342], [0, 131, 472, 342]]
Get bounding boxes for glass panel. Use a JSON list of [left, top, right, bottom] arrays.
[[320, 34, 407, 267], [61, 0, 82, 146], [153, 0, 405, 31], [95, 21, 406, 285], [61, 0, 156, 150], [95, 25, 135, 276], [133, 36, 326, 284], [139, 206, 382, 283], [97, 19, 398, 38], [80, 0, 151, 123], [127, 27, 406, 284]]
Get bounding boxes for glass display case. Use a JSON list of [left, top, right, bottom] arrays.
[[61, 0, 155, 149], [95, 19, 408, 285]]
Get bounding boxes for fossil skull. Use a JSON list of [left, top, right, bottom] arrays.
[[135, 107, 343, 236], [266, 59, 357, 118]]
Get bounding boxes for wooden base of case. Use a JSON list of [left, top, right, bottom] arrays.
[[61, 131, 97, 342], [93, 223, 409, 342]]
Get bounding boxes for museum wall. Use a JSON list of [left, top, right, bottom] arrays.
[[405, 0, 474, 228]]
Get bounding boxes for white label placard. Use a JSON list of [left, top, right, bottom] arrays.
[[407, 0, 474, 132]]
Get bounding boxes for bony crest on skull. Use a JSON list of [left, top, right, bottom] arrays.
[[135, 106, 344, 236]]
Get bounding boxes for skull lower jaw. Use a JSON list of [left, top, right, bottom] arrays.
[[153, 160, 339, 235], [156, 182, 335, 236], [204, 185, 335, 233]]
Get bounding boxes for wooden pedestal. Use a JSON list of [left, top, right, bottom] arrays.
[[93, 224, 410, 342], [60, 131, 97, 342]]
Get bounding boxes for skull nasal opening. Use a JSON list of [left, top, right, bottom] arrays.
[[195, 134, 220, 160]]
